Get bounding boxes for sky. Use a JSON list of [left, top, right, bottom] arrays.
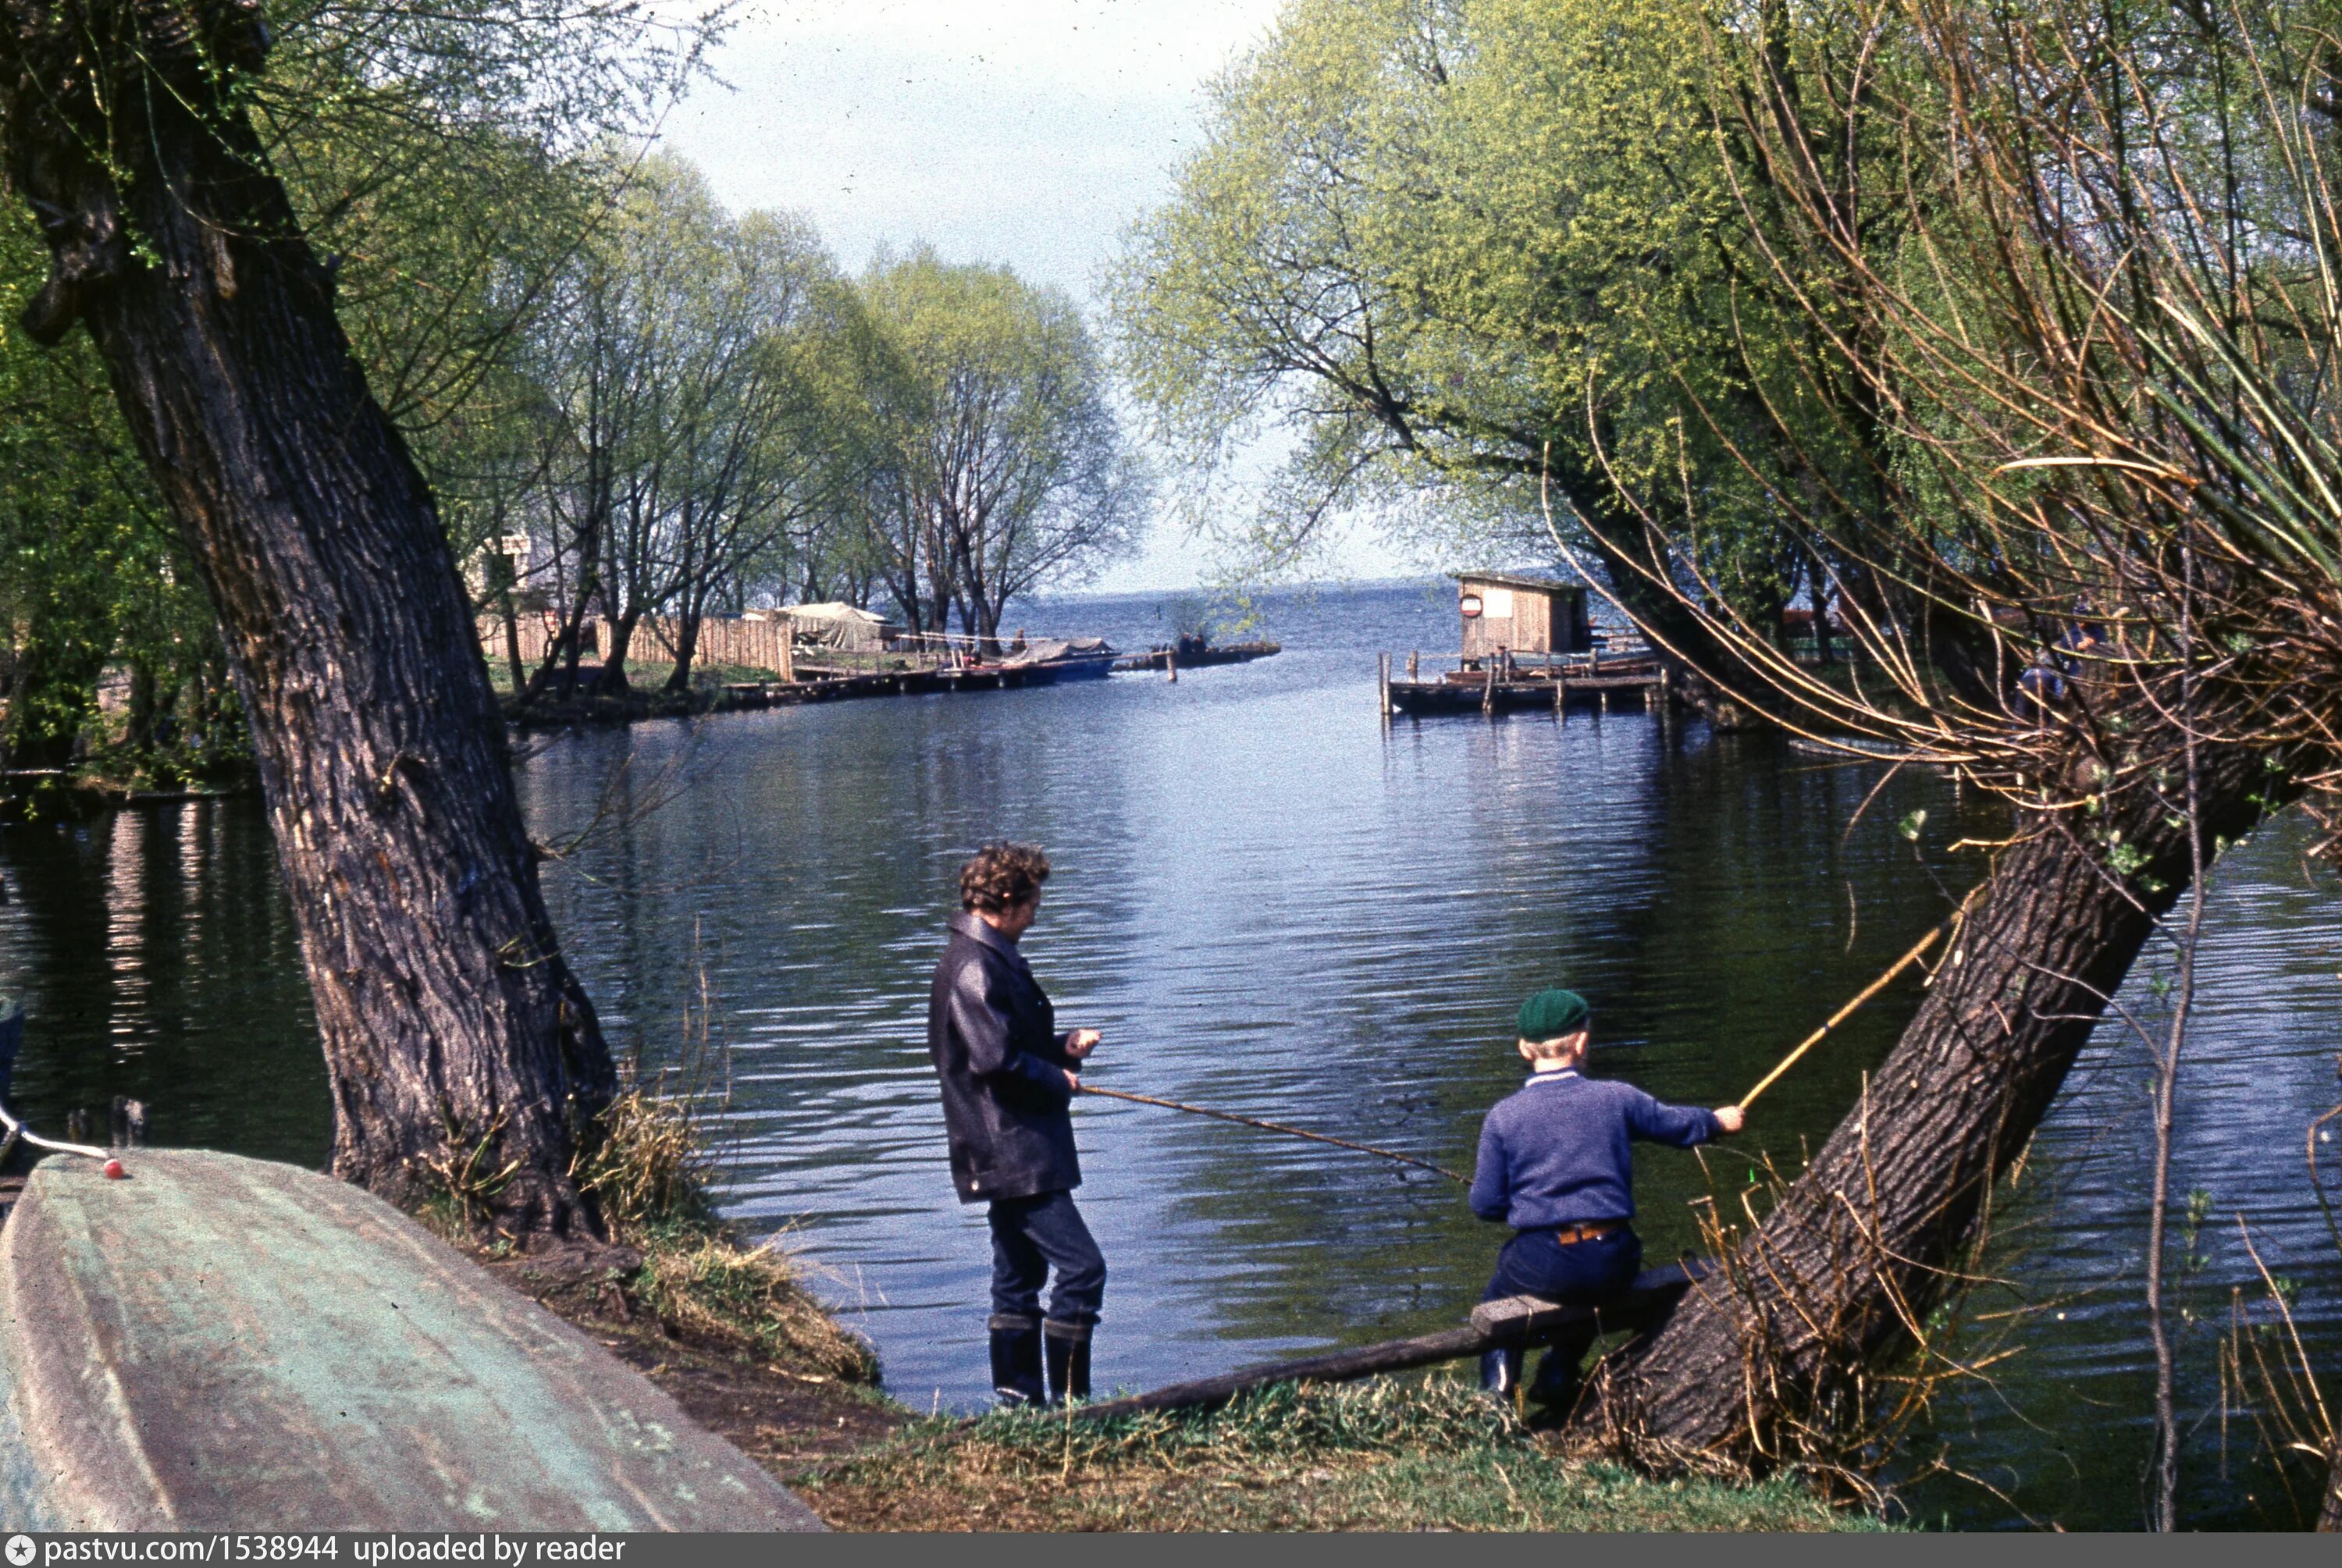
[[655, 0, 1418, 593]]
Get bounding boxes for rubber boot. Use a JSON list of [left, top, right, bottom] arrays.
[[1525, 1324, 1599, 1416], [1044, 1319, 1092, 1406], [988, 1314, 1045, 1407], [1525, 1346, 1582, 1416], [1478, 1346, 1521, 1396]]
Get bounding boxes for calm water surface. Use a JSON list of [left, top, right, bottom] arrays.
[[0, 581, 2336, 1529]]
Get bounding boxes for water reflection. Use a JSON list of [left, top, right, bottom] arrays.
[[0, 581, 2333, 1528], [0, 802, 322, 1163], [516, 590, 1986, 1417]]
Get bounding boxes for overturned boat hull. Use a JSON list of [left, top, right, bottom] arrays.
[[0, 1149, 824, 1531]]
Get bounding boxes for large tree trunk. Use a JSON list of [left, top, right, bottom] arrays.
[[0, 0, 615, 1232], [1588, 740, 2277, 1464]]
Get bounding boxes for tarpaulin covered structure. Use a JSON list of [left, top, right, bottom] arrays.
[[783, 602, 897, 652]]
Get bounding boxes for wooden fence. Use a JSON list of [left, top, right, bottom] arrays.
[[478, 613, 802, 678]]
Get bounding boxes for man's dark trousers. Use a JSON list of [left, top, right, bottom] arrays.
[[987, 1189, 1105, 1403], [1479, 1227, 1640, 1407], [988, 1189, 1106, 1321]]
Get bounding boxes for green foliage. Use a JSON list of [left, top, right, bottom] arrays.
[[0, 0, 725, 760], [857, 247, 1147, 639], [511, 152, 877, 684], [1107, 0, 1832, 613], [0, 221, 220, 775]]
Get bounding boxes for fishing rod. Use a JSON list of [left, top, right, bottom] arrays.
[[1736, 926, 1942, 1110], [1736, 890, 1983, 1111], [1073, 1083, 1469, 1184], [1076, 901, 1973, 1179]]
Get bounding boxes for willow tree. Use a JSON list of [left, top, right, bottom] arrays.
[[1587, 0, 2342, 1520], [1109, 0, 1862, 703], [0, 0, 685, 1233], [1115, 0, 2342, 1509], [862, 249, 1145, 645]]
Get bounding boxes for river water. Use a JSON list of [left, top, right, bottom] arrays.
[[0, 580, 2336, 1529]]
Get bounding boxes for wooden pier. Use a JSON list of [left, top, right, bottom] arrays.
[[1378, 649, 1671, 718]]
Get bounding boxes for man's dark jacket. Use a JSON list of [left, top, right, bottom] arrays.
[[927, 910, 1080, 1204]]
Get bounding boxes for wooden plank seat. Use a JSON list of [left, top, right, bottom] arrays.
[[1075, 1260, 1710, 1422], [0, 1150, 823, 1531]]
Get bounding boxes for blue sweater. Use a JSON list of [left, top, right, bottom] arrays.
[[1469, 1069, 1721, 1230]]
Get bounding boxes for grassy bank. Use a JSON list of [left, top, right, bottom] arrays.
[[468, 1086, 1885, 1532], [798, 1377, 1884, 1531]]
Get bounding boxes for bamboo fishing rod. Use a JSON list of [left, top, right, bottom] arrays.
[[1735, 908, 1965, 1110], [1073, 1083, 1471, 1184], [1077, 901, 1970, 1177]]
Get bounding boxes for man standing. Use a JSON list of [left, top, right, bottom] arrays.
[[1469, 987, 1744, 1412], [928, 841, 1105, 1407]]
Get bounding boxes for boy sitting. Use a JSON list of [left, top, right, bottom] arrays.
[[1469, 987, 1744, 1409]]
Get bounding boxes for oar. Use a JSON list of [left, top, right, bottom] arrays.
[[1073, 1083, 1469, 1184], [1736, 923, 1946, 1111]]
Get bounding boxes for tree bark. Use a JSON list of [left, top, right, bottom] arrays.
[[664, 608, 701, 693], [125, 661, 161, 752], [594, 608, 641, 695], [1591, 739, 2279, 1464], [0, 0, 615, 1232]]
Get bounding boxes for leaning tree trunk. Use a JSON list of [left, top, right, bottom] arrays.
[[0, 0, 615, 1232], [1589, 738, 2280, 1465]]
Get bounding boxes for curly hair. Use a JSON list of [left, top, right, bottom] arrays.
[[958, 841, 1051, 914]]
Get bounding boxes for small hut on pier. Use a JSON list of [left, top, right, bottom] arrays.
[[1457, 572, 1590, 666]]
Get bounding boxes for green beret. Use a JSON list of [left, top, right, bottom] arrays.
[[1518, 989, 1590, 1044]]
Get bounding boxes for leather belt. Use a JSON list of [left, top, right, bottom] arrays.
[[1549, 1221, 1622, 1246]]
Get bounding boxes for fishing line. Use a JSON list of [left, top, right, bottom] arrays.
[[1079, 896, 1977, 1180], [1073, 1083, 1468, 1184]]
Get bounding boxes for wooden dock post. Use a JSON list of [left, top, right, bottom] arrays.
[[1168, 649, 1179, 684], [1554, 674, 1566, 719], [778, 624, 795, 684], [1377, 652, 1390, 714], [1481, 657, 1496, 716], [1407, 650, 1420, 680]]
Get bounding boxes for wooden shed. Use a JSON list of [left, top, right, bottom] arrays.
[[1457, 572, 1590, 661]]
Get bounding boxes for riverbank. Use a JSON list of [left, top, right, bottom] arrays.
[[485, 1232, 1878, 1531], [450, 1090, 1879, 1533]]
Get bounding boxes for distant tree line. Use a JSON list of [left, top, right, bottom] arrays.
[[494, 158, 1145, 702], [0, 90, 1144, 769]]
